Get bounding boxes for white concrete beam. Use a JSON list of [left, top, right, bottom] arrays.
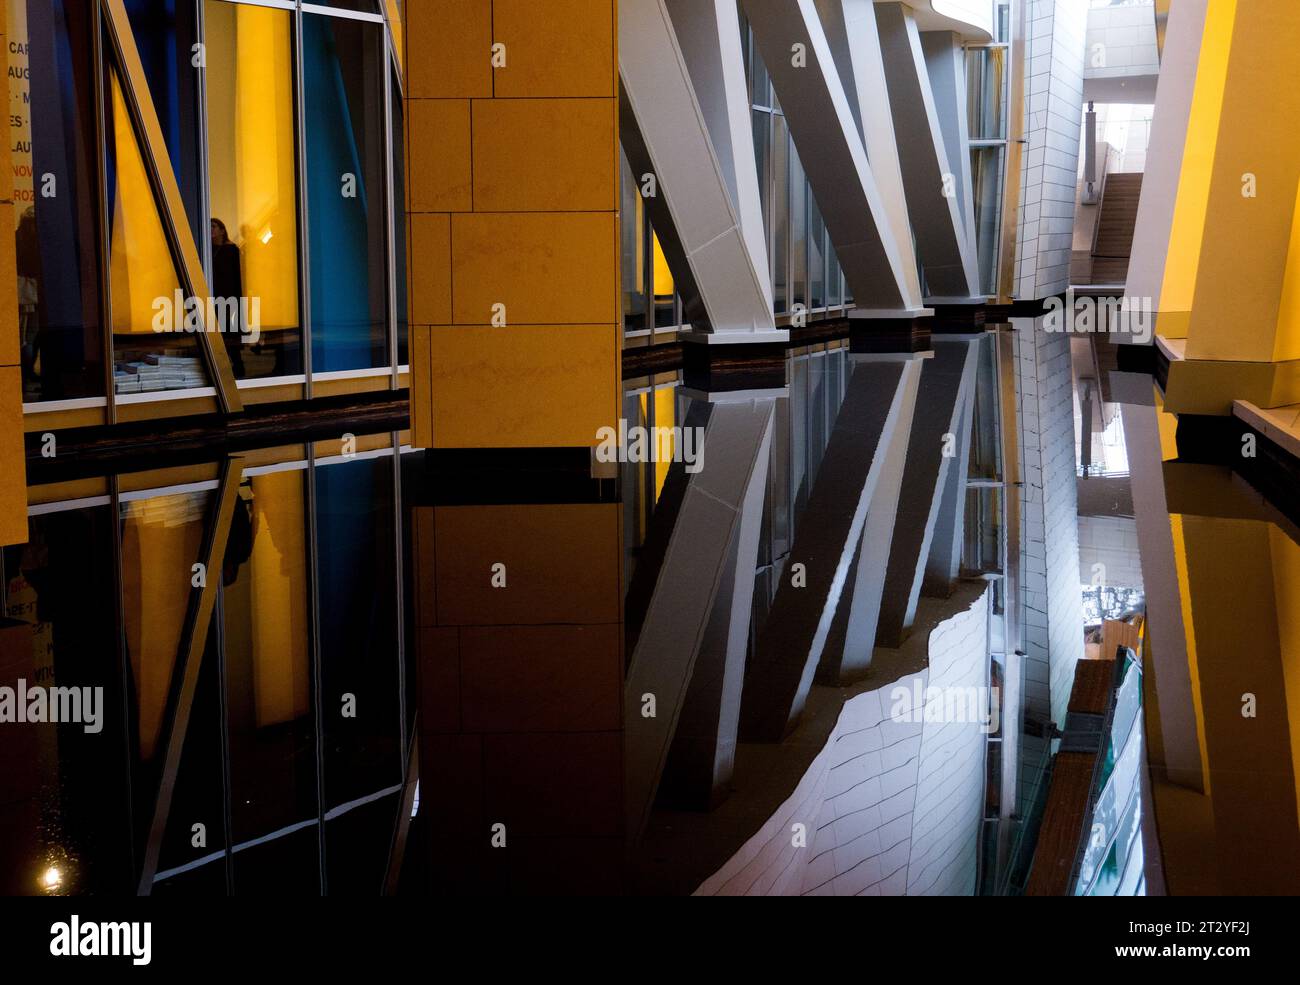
[[876, 3, 981, 300], [744, 0, 924, 314], [620, 0, 782, 340]]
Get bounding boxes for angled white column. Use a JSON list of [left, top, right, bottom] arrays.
[[620, 0, 783, 342], [921, 30, 981, 298], [1112, 371, 1204, 792], [1123, 0, 1209, 343], [740, 355, 925, 740], [877, 339, 980, 647], [875, 4, 981, 301], [624, 392, 777, 843], [814, 0, 922, 307], [923, 367, 975, 594], [665, 0, 773, 320], [743, 0, 924, 315], [832, 352, 923, 679]]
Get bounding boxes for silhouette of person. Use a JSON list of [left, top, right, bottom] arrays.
[[16, 207, 41, 395], [211, 218, 244, 375]]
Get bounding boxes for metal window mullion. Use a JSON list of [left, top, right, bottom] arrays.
[[304, 447, 327, 894], [383, 56, 399, 386], [196, 0, 213, 288], [109, 474, 136, 884], [391, 434, 407, 775], [294, 6, 313, 396], [93, 4, 117, 422], [214, 584, 236, 894]]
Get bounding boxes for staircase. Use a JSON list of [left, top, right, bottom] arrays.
[[1089, 172, 1143, 284]]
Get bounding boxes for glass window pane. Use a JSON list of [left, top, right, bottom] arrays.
[[205, 0, 302, 379], [304, 12, 389, 372], [123, 0, 204, 251], [966, 47, 1007, 140], [620, 151, 647, 333], [221, 469, 316, 852], [118, 488, 215, 860], [7, 0, 105, 401], [971, 145, 1005, 295], [752, 109, 770, 245], [789, 142, 806, 309], [106, 69, 211, 395], [155, 625, 226, 889], [808, 194, 826, 309], [749, 26, 770, 107], [962, 485, 1002, 574], [771, 113, 788, 313], [652, 230, 675, 329], [828, 242, 842, 307], [315, 455, 401, 808], [968, 335, 1003, 480]]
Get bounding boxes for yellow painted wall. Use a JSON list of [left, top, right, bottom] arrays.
[[1184, 5, 1300, 363], [405, 0, 621, 449], [1157, 0, 1235, 341], [204, 1, 299, 332], [0, 0, 28, 546]]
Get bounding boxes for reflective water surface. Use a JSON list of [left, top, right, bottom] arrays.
[[5, 338, 1300, 895]]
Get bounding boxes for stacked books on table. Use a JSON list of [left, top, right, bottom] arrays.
[[114, 352, 206, 394]]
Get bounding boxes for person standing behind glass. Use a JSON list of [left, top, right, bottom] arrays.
[[211, 218, 244, 376], [16, 207, 41, 397]]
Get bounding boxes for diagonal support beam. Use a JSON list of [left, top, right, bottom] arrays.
[[743, 0, 923, 314], [137, 454, 244, 894], [740, 355, 925, 740], [819, 352, 923, 682], [877, 338, 980, 647], [624, 392, 777, 844], [620, 0, 781, 339], [103, 0, 243, 412], [875, 4, 981, 301]]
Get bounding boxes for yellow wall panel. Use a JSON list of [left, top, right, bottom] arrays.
[[427, 324, 617, 447], [0, 366, 25, 546], [1159, 0, 1236, 337], [471, 99, 616, 212], [411, 324, 433, 449], [492, 0, 616, 98], [451, 212, 617, 325], [1186, 4, 1300, 362], [1274, 177, 1300, 363], [0, 202, 17, 367], [410, 212, 452, 325], [406, 0, 492, 98], [409, 99, 472, 212]]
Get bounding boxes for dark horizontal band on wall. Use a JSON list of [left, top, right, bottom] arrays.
[[25, 390, 409, 484], [409, 447, 618, 506], [1174, 412, 1300, 535]]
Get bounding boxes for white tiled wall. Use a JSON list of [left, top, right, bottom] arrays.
[[1013, 316, 1086, 810], [1083, 1, 1160, 81], [1015, 0, 1089, 299], [694, 587, 991, 896], [1077, 513, 1143, 588]]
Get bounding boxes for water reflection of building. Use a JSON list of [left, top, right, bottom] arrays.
[[5, 0, 1300, 899], [2, 436, 413, 895]]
